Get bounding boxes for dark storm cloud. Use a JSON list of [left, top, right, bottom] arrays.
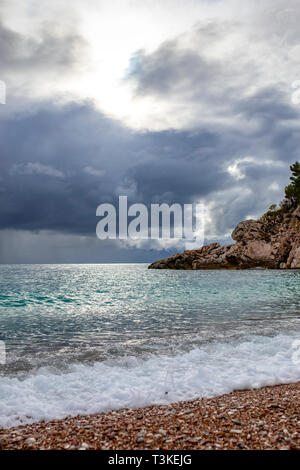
[[1, 6, 300, 262], [0, 101, 226, 233], [0, 89, 299, 245], [128, 39, 219, 98], [124, 20, 300, 232], [0, 102, 135, 234], [235, 88, 298, 124]]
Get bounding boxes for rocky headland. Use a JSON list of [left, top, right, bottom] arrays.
[[149, 203, 300, 270]]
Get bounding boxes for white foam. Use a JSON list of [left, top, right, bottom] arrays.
[[1, 333, 300, 428]]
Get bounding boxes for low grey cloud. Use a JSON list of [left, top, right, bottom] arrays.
[[83, 166, 106, 177], [0, 17, 87, 102], [10, 162, 64, 178], [128, 39, 220, 98], [0, 20, 84, 69], [127, 22, 253, 101], [126, 10, 300, 133]]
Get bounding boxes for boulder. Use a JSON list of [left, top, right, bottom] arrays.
[[148, 204, 300, 270]]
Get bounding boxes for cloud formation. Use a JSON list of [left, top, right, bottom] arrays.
[[0, 16, 87, 105], [1, 0, 300, 262]]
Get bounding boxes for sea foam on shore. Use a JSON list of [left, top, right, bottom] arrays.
[[1, 382, 299, 450], [1, 332, 300, 429]]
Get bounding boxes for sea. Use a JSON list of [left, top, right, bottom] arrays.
[[0, 264, 299, 428]]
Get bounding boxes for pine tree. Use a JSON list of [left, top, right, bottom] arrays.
[[284, 161, 300, 205]]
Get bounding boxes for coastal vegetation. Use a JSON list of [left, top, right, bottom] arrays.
[[285, 161, 300, 206]]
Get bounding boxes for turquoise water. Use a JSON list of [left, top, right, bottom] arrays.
[[0, 264, 300, 427], [0, 264, 300, 373]]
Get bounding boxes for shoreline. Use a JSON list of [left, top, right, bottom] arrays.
[[0, 382, 299, 450]]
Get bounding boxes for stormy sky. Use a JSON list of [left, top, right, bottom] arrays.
[[0, 0, 300, 263]]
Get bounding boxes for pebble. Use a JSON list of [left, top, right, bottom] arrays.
[[25, 437, 36, 446], [0, 382, 299, 451]]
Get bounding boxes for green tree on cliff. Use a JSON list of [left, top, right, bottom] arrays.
[[285, 161, 300, 205]]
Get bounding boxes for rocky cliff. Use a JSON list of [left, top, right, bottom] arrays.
[[148, 204, 300, 270]]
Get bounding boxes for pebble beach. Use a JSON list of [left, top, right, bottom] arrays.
[[0, 382, 299, 450]]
